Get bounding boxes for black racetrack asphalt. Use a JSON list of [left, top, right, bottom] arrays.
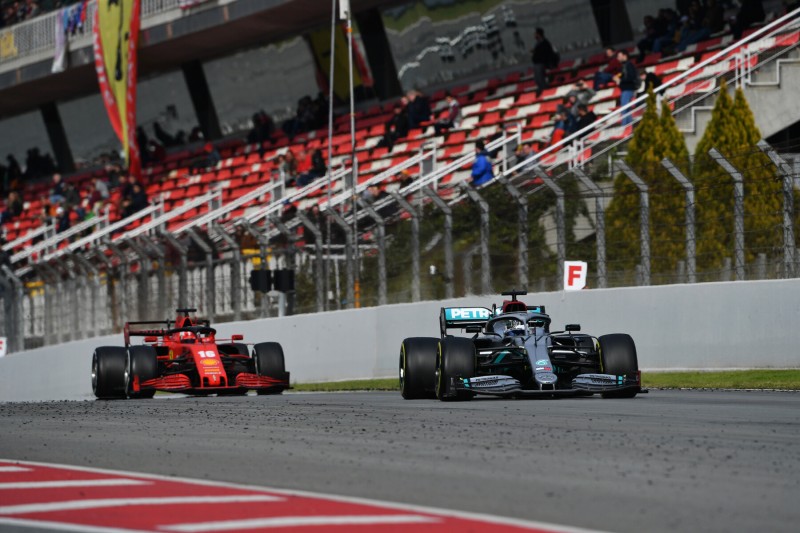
[[1, 390, 798, 533]]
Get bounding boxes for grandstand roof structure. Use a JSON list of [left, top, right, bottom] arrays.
[[0, 0, 406, 119]]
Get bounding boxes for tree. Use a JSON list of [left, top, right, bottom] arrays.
[[693, 79, 778, 270], [605, 88, 690, 277]]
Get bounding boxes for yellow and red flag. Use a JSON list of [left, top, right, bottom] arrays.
[[93, 0, 141, 178]]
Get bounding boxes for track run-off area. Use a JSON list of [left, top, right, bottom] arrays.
[[0, 390, 798, 533]]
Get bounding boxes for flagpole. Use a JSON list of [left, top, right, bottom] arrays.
[[344, 0, 360, 308], [324, 0, 337, 312]]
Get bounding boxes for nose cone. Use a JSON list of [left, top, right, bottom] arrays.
[[535, 372, 557, 386]]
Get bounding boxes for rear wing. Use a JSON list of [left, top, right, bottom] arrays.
[[124, 319, 211, 346], [439, 307, 492, 337]]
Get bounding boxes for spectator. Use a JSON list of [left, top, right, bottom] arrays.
[[571, 104, 597, 136], [377, 105, 410, 151], [731, 0, 765, 40], [49, 173, 65, 204], [593, 47, 621, 90], [94, 176, 110, 200], [5, 155, 21, 184], [279, 150, 298, 186], [616, 49, 638, 126], [549, 111, 568, 145], [676, 3, 713, 52], [434, 91, 462, 135], [406, 90, 432, 129], [514, 143, 538, 174], [296, 149, 326, 187], [470, 140, 494, 187], [530, 27, 557, 96], [199, 142, 221, 170], [153, 121, 177, 147], [247, 110, 275, 149], [566, 80, 596, 109], [122, 183, 148, 218], [0, 191, 23, 224], [639, 70, 662, 94], [55, 204, 71, 233]]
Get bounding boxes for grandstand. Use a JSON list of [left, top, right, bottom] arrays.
[[2, 0, 800, 352]]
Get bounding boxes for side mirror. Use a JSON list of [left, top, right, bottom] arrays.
[[565, 324, 581, 332], [144, 336, 158, 343], [465, 325, 483, 333], [231, 334, 244, 341]]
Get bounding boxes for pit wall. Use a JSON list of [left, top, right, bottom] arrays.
[[1, 279, 798, 402]]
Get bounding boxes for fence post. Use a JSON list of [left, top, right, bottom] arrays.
[[37, 261, 64, 343], [358, 199, 388, 306], [185, 228, 215, 322], [708, 148, 746, 281], [757, 140, 796, 278], [463, 244, 480, 296], [267, 215, 298, 316], [160, 230, 189, 311], [325, 208, 356, 308], [572, 168, 607, 288], [105, 241, 129, 329], [139, 238, 167, 320], [89, 248, 114, 335], [662, 158, 696, 284], [0, 266, 24, 353], [615, 161, 651, 286], [533, 168, 566, 287], [72, 253, 100, 339], [389, 192, 421, 302], [496, 176, 528, 291], [459, 184, 492, 295], [212, 222, 243, 322], [127, 239, 152, 321], [295, 213, 326, 312], [422, 186, 454, 299]]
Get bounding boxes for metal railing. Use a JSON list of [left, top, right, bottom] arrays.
[[0, 0, 186, 65]]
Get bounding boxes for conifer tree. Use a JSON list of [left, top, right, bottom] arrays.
[[693, 79, 778, 269], [606, 88, 690, 275]]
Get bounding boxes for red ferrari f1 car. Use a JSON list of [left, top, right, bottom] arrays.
[[92, 308, 289, 399]]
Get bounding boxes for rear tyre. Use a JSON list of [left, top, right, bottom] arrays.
[[436, 337, 475, 401], [399, 337, 438, 399], [599, 333, 640, 399], [253, 342, 287, 395], [127, 345, 158, 399], [92, 347, 128, 399]]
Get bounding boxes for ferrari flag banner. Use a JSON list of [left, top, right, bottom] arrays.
[[93, 0, 141, 178]]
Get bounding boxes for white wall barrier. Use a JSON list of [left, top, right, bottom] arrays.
[[1, 279, 798, 402]]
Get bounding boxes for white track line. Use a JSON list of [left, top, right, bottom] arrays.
[[2, 459, 607, 533], [161, 514, 439, 532], [0, 479, 148, 490], [0, 466, 31, 472], [0, 495, 281, 515], [0, 517, 153, 533]]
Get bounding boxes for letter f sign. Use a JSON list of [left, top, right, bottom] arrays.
[[563, 261, 588, 291]]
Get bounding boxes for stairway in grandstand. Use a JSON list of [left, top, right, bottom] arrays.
[[4, 10, 800, 265]]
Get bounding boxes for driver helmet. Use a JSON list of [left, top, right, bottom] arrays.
[[505, 324, 526, 336], [179, 330, 196, 343]]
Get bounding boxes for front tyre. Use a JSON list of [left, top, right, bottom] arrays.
[[92, 347, 128, 399], [599, 333, 640, 399], [127, 345, 158, 399], [253, 342, 288, 395], [436, 337, 475, 401], [399, 337, 438, 399]]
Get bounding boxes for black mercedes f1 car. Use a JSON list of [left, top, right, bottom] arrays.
[[400, 291, 642, 400]]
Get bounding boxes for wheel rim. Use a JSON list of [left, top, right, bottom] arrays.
[[91, 353, 98, 394], [399, 347, 406, 393], [435, 345, 443, 398]]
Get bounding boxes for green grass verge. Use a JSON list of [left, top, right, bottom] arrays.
[[290, 370, 800, 392], [642, 370, 800, 390]]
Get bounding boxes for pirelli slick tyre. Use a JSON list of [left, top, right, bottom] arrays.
[[92, 347, 128, 400], [599, 333, 640, 399], [399, 337, 439, 399], [436, 337, 476, 401], [253, 342, 287, 395], [127, 345, 158, 399]]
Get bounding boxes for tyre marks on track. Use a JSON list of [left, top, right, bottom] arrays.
[[0, 460, 598, 533]]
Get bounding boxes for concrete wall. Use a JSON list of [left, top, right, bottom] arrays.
[[2, 279, 799, 402]]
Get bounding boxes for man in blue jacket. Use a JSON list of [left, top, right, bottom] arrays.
[[471, 140, 494, 187]]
